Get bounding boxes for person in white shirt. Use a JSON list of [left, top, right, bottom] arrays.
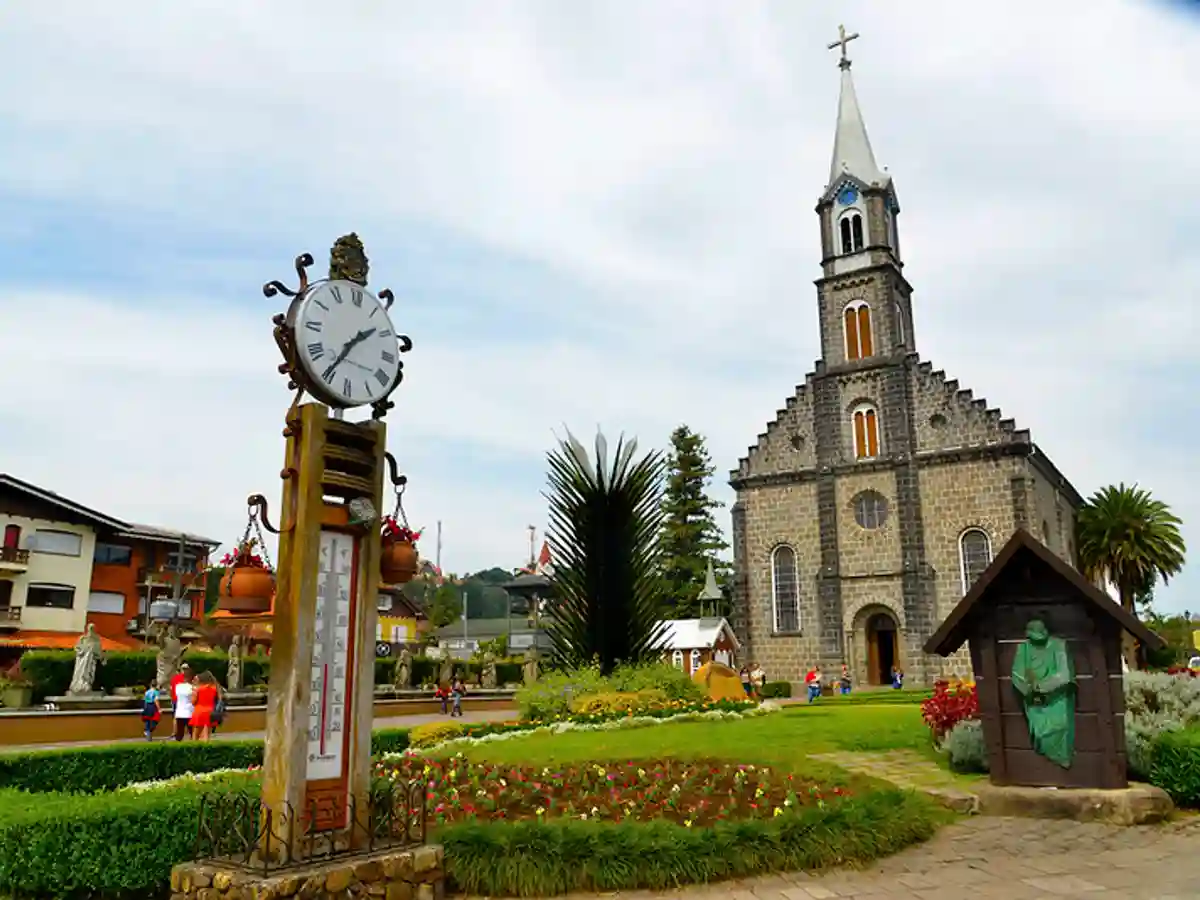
[[173, 676, 195, 742]]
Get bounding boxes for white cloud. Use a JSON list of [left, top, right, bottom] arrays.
[[0, 0, 1198, 611]]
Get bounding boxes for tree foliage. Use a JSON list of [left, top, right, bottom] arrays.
[[1075, 482, 1187, 669], [543, 429, 668, 674], [659, 425, 731, 618]]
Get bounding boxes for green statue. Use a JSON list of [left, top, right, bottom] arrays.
[[1010, 618, 1076, 769]]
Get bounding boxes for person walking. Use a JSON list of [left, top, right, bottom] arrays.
[[450, 675, 466, 718], [190, 671, 220, 742], [839, 663, 852, 696], [891, 665, 905, 690], [805, 665, 823, 703], [750, 663, 766, 699], [172, 672, 195, 741], [141, 684, 162, 741], [739, 665, 753, 697]]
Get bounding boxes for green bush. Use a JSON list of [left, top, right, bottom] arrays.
[[608, 662, 703, 703], [18, 650, 271, 702], [944, 719, 988, 774], [1149, 727, 1200, 808], [1124, 670, 1200, 779], [0, 776, 260, 899], [515, 662, 703, 722], [441, 789, 939, 896], [0, 728, 411, 795], [760, 681, 792, 699]]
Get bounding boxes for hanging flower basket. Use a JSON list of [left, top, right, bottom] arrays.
[[380, 518, 421, 585], [217, 539, 275, 614]]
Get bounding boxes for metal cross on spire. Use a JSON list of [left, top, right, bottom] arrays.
[[827, 24, 859, 70]]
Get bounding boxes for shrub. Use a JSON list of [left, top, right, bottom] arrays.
[[409, 722, 466, 749], [0, 728, 410, 794], [920, 680, 978, 742], [515, 664, 608, 721], [944, 719, 989, 774], [760, 681, 792, 699], [568, 689, 668, 717], [1149, 727, 1200, 808], [607, 662, 703, 703], [441, 788, 939, 896], [19, 650, 272, 702], [1124, 670, 1200, 779]]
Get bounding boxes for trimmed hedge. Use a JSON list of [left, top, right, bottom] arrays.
[[441, 789, 940, 896], [21, 650, 523, 702], [760, 681, 792, 699], [0, 778, 940, 899], [0, 728, 411, 795], [1149, 727, 1200, 808]]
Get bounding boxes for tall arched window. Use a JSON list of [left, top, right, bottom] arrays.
[[959, 528, 993, 595], [690, 649, 702, 674], [671, 650, 684, 670], [843, 302, 874, 361], [852, 404, 880, 460], [894, 301, 905, 347], [838, 212, 865, 254], [771, 545, 800, 633]]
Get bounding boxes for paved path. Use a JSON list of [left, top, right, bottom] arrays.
[[808, 749, 981, 812], [467, 815, 1200, 900], [0, 709, 512, 753]]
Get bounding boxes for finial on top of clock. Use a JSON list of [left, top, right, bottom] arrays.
[[329, 233, 369, 286]]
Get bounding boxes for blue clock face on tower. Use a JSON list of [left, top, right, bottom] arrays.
[[837, 185, 858, 206]]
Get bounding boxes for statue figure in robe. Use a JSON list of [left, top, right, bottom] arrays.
[[1010, 618, 1076, 769]]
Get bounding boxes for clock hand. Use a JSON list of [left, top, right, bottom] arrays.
[[323, 329, 377, 379]]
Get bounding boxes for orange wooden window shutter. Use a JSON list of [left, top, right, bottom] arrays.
[[844, 307, 860, 360], [854, 411, 867, 458], [865, 409, 879, 457], [857, 306, 873, 358]]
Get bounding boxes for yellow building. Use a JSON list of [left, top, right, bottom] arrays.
[[376, 586, 426, 648]]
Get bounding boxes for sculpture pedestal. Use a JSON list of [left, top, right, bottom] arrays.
[[976, 782, 1173, 826], [171, 844, 444, 900], [46, 694, 130, 712]]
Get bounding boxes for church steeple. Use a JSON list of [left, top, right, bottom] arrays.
[[826, 26, 889, 190]]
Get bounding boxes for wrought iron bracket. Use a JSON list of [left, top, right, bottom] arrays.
[[383, 452, 408, 491], [246, 493, 292, 535]]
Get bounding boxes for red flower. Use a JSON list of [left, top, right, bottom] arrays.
[[920, 680, 979, 740], [381, 517, 422, 544]]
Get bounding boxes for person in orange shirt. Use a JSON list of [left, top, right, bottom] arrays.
[[190, 671, 220, 742]]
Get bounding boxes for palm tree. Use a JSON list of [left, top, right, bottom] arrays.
[[1076, 483, 1186, 669], [543, 428, 668, 674]]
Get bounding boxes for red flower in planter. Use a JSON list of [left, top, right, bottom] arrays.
[[920, 679, 979, 741], [381, 517, 422, 545]]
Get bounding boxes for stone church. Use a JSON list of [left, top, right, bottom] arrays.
[[729, 37, 1083, 687]]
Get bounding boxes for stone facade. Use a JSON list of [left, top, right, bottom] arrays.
[[170, 844, 444, 900], [729, 59, 1083, 688]]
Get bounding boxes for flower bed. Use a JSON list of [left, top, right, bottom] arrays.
[[920, 679, 978, 743], [383, 756, 847, 827]]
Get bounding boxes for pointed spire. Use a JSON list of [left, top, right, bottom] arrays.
[[699, 559, 722, 603], [826, 25, 888, 189]]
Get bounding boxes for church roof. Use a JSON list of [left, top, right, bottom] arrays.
[[827, 54, 889, 191], [924, 529, 1164, 657], [652, 617, 739, 652]]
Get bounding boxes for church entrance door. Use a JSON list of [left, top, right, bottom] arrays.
[[866, 612, 898, 686]]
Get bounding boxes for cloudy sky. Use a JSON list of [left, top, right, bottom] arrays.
[[1, 1, 1197, 614]]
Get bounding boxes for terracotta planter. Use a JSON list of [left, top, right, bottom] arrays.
[[217, 565, 275, 614], [380, 540, 418, 585]]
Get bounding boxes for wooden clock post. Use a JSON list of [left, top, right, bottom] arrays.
[[259, 402, 388, 849]]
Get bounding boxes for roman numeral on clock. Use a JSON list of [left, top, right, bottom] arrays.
[[381, 350, 395, 364], [321, 366, 336, 384], [307, 342, 324, 360], [305, 320, 323, 332], [343, 377, 353, 398], [329, 286, 344, 304], [374, 368, 390, 386], [351, 289, 363, 307]]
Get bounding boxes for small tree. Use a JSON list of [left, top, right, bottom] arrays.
[[1076, 483, 1186, 670], [544, 428, 668, 675], [659, 425, 731, 618]]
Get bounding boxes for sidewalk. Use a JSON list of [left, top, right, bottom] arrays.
[[0, 708, 513, 754]]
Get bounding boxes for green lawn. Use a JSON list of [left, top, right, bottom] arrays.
[[453, 703, 937, 787]]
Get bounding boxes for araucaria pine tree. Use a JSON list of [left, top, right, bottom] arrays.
[[659, 425, 731, 618]]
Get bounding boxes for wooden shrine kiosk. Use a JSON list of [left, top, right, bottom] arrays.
[[924, 529, 1165, 791]]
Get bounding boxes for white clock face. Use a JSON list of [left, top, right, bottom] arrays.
[[292, 280, 402, 408]]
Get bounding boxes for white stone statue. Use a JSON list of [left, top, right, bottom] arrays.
[[438, 654, 454, 687], [227, 635, 243, 691], [155, 624, 184, 691], [481, 650, 498, 689], [523, 645, 540, 684], [393, 646, 412, 690], [68, 624, 105, 695]]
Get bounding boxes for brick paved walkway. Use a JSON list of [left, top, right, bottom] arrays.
[[485, 815, 1199, 900], [807, 749, 980, 812]]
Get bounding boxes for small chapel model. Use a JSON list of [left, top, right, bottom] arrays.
[[729, 27, 1082, 686]]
